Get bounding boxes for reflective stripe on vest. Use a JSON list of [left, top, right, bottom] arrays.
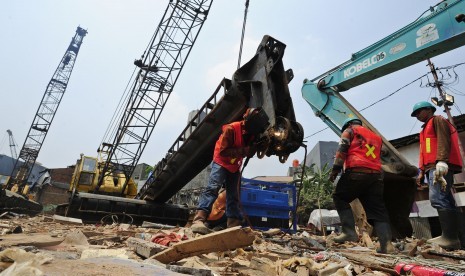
[[213, 121, 244, 173], [419, 115, 462, 170], [345, 125, 382, 171]]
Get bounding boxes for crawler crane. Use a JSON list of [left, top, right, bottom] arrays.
[[1, 27, 87, 215], [59, 0, 215, 225]]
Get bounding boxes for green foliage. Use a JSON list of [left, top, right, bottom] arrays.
[[296, 163, 335, 225], [144, 165, 154, 179]]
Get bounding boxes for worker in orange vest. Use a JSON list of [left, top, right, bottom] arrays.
[[329, 118, 393, 253], [191, 107, 269, 234], [411, 101, 463, 250]]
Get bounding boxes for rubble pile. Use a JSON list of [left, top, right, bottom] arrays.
[[0, 214, 464, 276]]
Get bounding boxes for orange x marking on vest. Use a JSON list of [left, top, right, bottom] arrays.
[[365, 144, 376, 158]]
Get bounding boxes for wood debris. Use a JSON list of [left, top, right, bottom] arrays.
[[0, 215, 464, 275]]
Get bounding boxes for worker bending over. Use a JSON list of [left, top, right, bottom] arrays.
[[191, 107, 267, 234]]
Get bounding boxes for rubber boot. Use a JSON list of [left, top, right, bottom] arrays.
[[427, 209, 460, 250], [227, 218, 242, 228], [374, 222, 394, 254], [191, 210, 212, 235], [334, 208, 358, 243]]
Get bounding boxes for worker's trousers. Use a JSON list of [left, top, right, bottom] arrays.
[[197, 162, 242, 220], [426, 169, 457, 210], [333, 171, 390, 223]]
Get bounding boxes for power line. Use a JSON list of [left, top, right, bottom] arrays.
[[359, 72, 429, 111]]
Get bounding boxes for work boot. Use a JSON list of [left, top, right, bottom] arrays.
[[427, 209, 460, 250], [191, 210, 212, 235], [211, 223, 227, 231], [374, 222, 394, 254], [334, 208, 358, 243], [227, 218, 242, 228]]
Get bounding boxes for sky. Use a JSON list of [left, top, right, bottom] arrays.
[[0, 0, 464, 180]]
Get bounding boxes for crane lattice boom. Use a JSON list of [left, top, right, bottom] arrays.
[[6, 26, 87, 191], [6, 130, 18, 162], [98, 0, 213, 191]]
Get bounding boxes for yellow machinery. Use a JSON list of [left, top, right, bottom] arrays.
[[69, 154, 138, 198], [59, 152, 188, 226]]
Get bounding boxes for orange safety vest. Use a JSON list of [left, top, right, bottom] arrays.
[[419, 115, 462, 171], [345, 125, 382, 171], [213, 121, 244, 173]]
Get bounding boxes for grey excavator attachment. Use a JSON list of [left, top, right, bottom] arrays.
[[138, 35, 303, 203]]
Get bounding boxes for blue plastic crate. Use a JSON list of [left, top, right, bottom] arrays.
[[240, 188, 289, 209], [242, 204, 290, 219], [240, 178, 297, 232]]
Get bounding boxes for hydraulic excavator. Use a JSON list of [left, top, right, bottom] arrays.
[[301, 0, 465, 237]]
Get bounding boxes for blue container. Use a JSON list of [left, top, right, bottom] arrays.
[[240, 178, 297, 231]]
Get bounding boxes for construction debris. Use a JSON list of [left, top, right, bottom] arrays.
[[153, 226, 256, 264], [51, 214, 83, 225], [127, 237, 167, 258], [0, 215, 464, 275]]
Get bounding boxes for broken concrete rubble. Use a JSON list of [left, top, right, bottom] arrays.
[[127, 236, 167, 258], [0, 215, 464, 275]]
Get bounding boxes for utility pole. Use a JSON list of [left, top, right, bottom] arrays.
[[427, 58, 465, 166]]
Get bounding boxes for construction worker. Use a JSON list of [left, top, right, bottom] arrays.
[[329, 118, 393, 253], [191, 107, 268, 234], [411, 101, 463, 250]]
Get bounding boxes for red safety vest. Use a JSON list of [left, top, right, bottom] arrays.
[[213, 121, 244, 173], [419, 115, 462, 170], [345, 125, 382, 171]]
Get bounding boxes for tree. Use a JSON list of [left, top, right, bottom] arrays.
[[296, 163, 335, 225], [144, 164, 154, 179]]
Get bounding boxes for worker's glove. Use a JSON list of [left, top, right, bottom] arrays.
[[329, 170, 339, 183], [435, 161, 448, 177], [433, 170, 448, 191]]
